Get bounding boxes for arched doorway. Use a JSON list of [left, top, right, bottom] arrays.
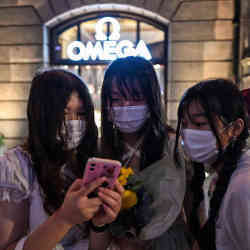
[[45, 4, 169, 129]]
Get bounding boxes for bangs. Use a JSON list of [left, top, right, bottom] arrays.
[[108, 75, 144, 102]]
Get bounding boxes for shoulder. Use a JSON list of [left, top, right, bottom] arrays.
[[220, 154, 250, 216], [229, 150, 250, 194], [0, 146, 35, 203]]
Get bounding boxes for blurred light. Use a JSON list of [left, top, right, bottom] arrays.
[[95, 110, 101, 128], [154, 64, 161, 70], [88, 84, 94, 94]]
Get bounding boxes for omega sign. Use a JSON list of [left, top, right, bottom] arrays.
[[67, 17, 152, 61]]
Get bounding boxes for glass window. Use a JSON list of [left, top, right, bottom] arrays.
[[51, 15, 168, 131], [80, 65, 107, 129], [80, 19, 99, 44], [57, 26, 77, 59], [114, 18, 137, 42], [154, 64, 165, 97], [140, 22, 164, 43], [140, 22, 165, 62], [59, 65, 79, 74]]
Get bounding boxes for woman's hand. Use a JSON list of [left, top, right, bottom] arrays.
[[56, 177, 107, 227], [92, 180, 124, 226]]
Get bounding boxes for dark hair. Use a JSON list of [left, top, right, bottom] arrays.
[[174, 78, 249, 249], [101, 56, 166, 169], [27, 69, 98, 214]]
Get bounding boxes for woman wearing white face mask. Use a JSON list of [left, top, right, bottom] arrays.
[[88, 57, 190, 250], [174, 79, 250, 250], [0, 69, 123, 250]]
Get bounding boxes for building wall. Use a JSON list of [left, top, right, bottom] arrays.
[[168, 0, 234, 127], [0, 0, 237, 147]]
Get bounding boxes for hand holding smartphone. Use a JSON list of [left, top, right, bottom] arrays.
[[83, 157, 121, 189]]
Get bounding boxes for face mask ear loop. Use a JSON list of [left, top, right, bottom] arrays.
[[110, 106, 118, 148], [113, 123, 118, 149]]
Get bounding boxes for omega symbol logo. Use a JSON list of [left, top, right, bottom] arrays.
[[95, 17, 120, 41]]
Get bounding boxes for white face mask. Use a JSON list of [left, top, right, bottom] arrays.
[[112, 105, 149, 133], [61, 120, 86, 150], [181, 129, 219, 164]]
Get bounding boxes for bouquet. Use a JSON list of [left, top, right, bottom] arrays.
[[108, 167, 154, 238]]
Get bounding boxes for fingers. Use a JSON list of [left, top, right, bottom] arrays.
[[79, 177, 107, 196], [102, 203, 117, 220], [98, 187, 121, 203], [86, 197, 102, 207], [78, 197, 102, 220], [98, 188, 121, 215], [114, 180, 125, 196], [68, 179, 83, 193]]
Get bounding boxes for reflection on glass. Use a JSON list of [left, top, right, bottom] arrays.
[[154, 64, 165, 97], [80, 65, 107, 131], [80, 19, 99, 43], [140, 22, 164, 43], [114, 18, 137, 42], [58, 26, 77, 59], [140, 22, 164, 61]]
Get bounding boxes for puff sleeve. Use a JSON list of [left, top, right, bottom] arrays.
[[0, 147, 33, 203]]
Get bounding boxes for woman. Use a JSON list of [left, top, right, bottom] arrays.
[[89, 57, 189, 250], [174, 79, 250, 250], [0, 69, 123, 250]]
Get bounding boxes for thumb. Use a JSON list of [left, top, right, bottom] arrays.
[[68, 179, 83, 193]]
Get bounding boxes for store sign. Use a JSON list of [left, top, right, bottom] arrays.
[[67, 17, 152, 61]]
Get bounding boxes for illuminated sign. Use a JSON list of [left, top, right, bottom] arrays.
[[67, 17, 152, 61]]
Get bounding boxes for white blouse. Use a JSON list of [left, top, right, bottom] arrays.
[[216, 149, 250, 250], [0, 146, 88, 250]]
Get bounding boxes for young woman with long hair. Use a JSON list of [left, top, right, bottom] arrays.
[[0, 69, 123, 250], [175, 79, 249, 250], [89, 57, 189, 250]]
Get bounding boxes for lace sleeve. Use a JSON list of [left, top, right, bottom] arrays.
[[0, 147, 33, 203]]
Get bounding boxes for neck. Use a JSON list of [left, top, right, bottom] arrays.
[[212, 161, 224, 173], [122, 132, 140, 146]]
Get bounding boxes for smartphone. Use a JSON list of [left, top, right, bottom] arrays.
[[82, 157, 121, 189]]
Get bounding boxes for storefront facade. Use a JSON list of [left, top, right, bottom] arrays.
[[0, 0, 246, 147]]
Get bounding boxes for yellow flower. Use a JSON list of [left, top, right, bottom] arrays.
[[120, 168, 129, 177], [118, 175, 127, 186], [120, 167, 134, 178], [127, 167, 134, 175], [121, 190, 138, 210]]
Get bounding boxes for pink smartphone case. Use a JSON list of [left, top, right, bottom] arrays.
[[82, 157, 121, 188]]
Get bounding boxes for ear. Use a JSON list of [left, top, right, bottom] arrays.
[[231, 118, 245, 137]]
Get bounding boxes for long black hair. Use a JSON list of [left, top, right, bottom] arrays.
[[174, 79, 249, 249], [27, 69, 98, 214], [101, 56, 166, 169]]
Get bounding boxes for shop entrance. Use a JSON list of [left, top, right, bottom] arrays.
[[49, 12, 168, 130]]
